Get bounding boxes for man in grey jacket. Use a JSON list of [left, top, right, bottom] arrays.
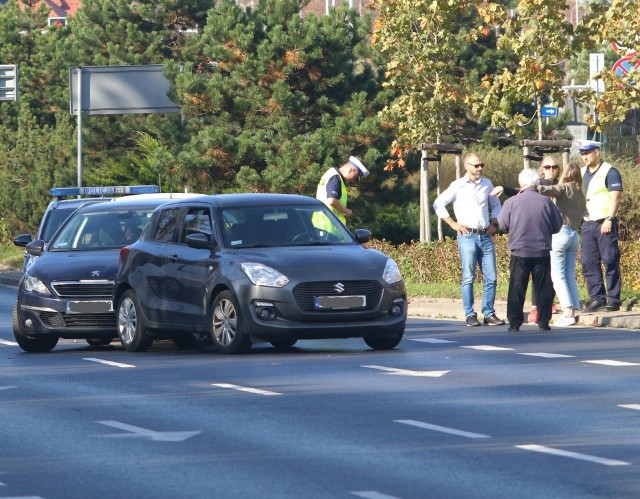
[[498, 168, 563, 332]]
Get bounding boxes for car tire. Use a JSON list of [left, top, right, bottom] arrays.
[[270, 338, 297, 349], [363, 331, 404, 350], [211, 291, 251, 354], [86, 338, 113, 346], [117, 290, 153, 352], [172, 333, 212, 349], [13, 304, 58, 353]]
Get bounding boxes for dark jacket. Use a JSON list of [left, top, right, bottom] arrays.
[[498, 187, 563, 257]]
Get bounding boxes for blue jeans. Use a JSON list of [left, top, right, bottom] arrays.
[[457, 233, 497, 317], [550, 226, 581, 310]]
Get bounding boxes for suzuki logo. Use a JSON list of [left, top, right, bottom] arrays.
[[91, 270, 101, 277], [333, 282, 345, 293]]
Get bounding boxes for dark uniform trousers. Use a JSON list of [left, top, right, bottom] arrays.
[[580, 219, 622, 306], [507, 255, 554, 329]]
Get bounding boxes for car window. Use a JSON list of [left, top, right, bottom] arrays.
[[40, 207, 78, 242], [180, 208, 213, 244], [50, 208, 155, 251], [153, 208, 182, 242], [223, 205, 353, 248]]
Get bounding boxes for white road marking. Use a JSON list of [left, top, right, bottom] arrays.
[[395, 419, 491, 439], [83, 358, 135, 368], [409, 338, 456, 344], [582, 360, 640, 367], [97, 420, 201, 442], [352, 491, 402, 499], [619, 404, 640, 411], [0, 386, 17, 392], [516, 444, 630, 466], [518, 352, 575, 358], [461, 345, 514, 351], [0, 339, 18, 346], [362, 365, 449, 377], [211, 383, 281, 396]]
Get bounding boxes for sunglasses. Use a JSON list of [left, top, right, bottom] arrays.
[[467, 163, 485, 168], [543, 165, 559, 170]]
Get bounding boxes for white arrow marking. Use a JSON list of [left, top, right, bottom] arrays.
[[97, 420, 200, 442], [212, 383, 282, 396], [461, 345, 514, 351], [518, 352, 575, 358], [582, 360, 640, 367], [362, 365, 449, 377], [516, 444, 630, 466], [395, 419, 490, 439], [84, 358, 136, 368], [0, 339, 18, 346], [619, 404, 640, 411], [409, 338, 456, 344]]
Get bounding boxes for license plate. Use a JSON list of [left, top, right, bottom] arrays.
[[67, 300, 113, 314], [314, 295, 366, 310]]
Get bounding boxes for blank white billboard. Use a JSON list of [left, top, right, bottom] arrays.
[[69, 65, 180, 115]]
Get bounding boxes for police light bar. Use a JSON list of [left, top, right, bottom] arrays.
[[49, 185, 160, 197]]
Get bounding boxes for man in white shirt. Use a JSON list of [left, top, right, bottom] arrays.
[[433, 153, 504, 327]]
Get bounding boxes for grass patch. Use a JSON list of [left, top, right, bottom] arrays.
[[0, 244, 24, 270]]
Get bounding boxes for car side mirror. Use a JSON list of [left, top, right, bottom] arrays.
[[13, 233, 33, 248], [186, 233, 211, 249], [353, 229, 371, 244], [26, 239, 45, 256]]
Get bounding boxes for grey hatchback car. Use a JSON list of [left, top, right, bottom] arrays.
[[113, 193, 407, 354]]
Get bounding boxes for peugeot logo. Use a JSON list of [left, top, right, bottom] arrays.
[[333, 282, 345, 293], [91, 270, 101, 277]]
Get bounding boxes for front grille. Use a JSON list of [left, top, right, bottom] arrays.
[[293, 280, 382, 312], [38, 311, 116, 328], [51, 281, 114, 298]]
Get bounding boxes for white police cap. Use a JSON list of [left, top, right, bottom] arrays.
[[576, 139, 602, 153], [349, 156, 370, 177]]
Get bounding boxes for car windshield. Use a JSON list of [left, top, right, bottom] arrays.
[[222, 204, 355, 248], [50, 207, 153, 251]]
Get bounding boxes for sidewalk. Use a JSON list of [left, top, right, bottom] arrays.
[[408, 297, 640, 329], [1, 267, 638, 329]]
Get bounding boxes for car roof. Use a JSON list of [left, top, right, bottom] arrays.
[[154, 193, 322, 209], [74, 195, 202, 214]]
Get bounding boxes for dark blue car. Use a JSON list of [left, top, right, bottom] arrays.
[[113, 193, 407, 354]]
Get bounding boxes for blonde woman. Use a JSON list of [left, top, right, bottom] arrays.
[[537, 163, 587, 326]]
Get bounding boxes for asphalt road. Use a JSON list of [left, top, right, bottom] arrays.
[[1, 283, 640, 499]]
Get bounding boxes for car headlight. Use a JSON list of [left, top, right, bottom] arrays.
[[241, 262, 289, 288], [23, 274, 52, 296], [383, 258, 403, 284]]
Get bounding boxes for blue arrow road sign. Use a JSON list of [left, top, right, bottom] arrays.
[[541, 106, 558, 117]]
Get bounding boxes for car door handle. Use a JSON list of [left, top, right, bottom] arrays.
[[168, 255, 179, 262]]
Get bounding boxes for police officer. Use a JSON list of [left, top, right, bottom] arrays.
[[578, 140, 624, 312], [316, 156, 369, 224]]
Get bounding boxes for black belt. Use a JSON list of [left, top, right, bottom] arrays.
[[467, 227, 489, 234]]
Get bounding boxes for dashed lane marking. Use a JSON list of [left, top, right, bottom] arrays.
[[0, 339, 18, 346], [395, 419, 491, 439], [582, 360, 640, 367], [352, 491, 402, 499], [518, 352, 576, 358], [619, 404, 640, 411], [461, 345, 514, 351], [516, 444, 630, 466], [409, 338, 456, 344], [211, 383, 281, 396], [362, 365, 450, 377], [83, 358, 136, 368]]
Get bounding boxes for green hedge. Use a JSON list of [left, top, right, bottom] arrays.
[[367, 236, 640, 293]]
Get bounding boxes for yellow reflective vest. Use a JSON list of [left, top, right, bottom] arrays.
[[315, 167, 347, 224], [582, 161, 613, 221]]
